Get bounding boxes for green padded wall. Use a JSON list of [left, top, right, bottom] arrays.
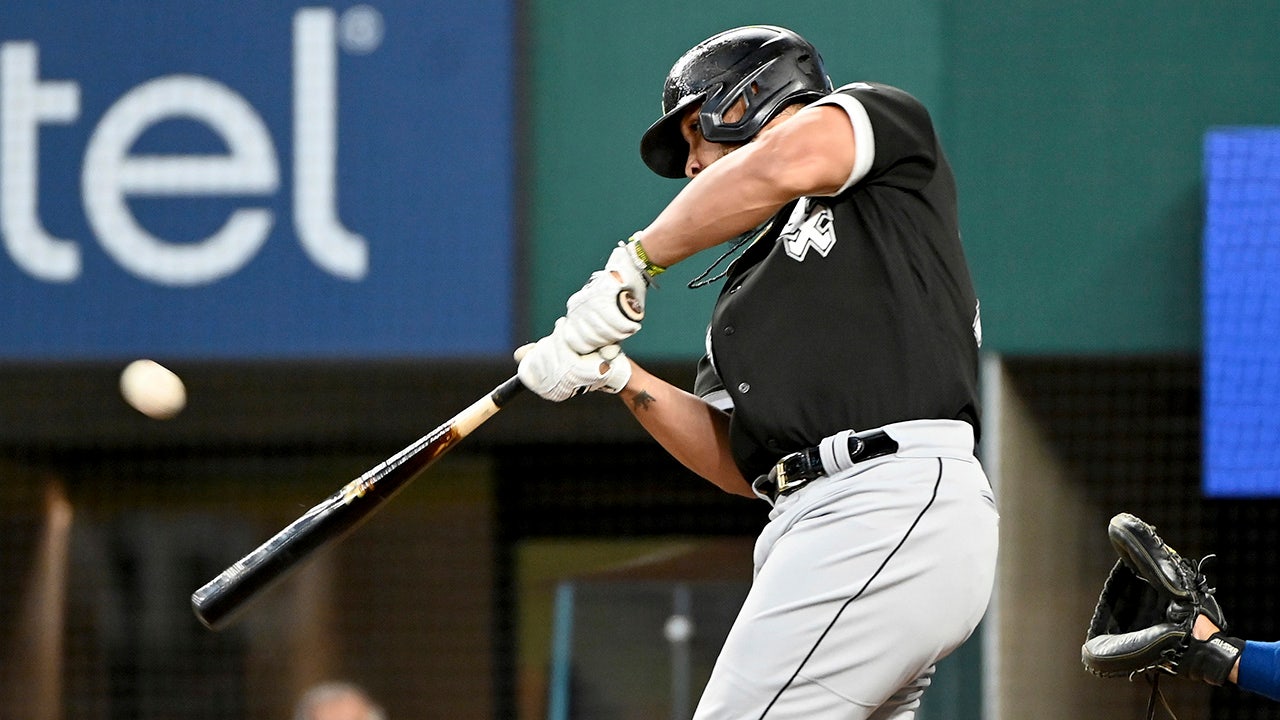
[[949, 1, 1280, 353], [526, 1, 1280, 357]]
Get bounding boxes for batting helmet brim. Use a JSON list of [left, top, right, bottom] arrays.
[[639, 92, 704, 179]]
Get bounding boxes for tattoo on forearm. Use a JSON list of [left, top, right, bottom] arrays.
[[631, 390, 656, 412]]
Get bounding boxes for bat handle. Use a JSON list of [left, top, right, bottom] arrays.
[[492, 374, 525, 407]]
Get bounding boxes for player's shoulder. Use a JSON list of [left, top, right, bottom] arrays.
[[823, 82, 935, 133], [830, 82, 925, 107]]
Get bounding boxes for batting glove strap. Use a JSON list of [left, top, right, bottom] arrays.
[[1175, 632, 1244, 686]]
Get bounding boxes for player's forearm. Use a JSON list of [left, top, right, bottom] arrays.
[[618, 362, 754, 497], [637, 151, 786, 268], [637, 106, 856, 269]]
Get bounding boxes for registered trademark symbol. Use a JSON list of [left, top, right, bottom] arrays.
[[339, 4, 384, 54]]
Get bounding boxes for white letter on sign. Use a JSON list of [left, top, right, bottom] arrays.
[[0, 42, 82, 281], [294, 8, 367, 280], [82, 75, 280, 286]]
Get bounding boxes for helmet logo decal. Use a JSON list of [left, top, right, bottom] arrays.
[[780, 198, 836, 261]]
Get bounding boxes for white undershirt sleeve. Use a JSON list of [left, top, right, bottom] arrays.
[[810, 86, 876, 194]]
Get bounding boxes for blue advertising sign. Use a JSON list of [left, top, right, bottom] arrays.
[[1203, 128, 1280, 497], [0, 2, 513, 359]]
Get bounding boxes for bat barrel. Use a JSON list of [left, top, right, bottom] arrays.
[[191, 492, 367, 629], [191, 375, 524, 631]]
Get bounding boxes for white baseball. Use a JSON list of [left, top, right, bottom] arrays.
[[663, 614, 695, 643], [120, 359, 187, 420]]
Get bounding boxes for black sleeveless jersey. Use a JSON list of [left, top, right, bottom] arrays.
[[693, 82, 982, 481]]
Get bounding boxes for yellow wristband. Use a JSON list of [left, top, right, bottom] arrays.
[[629, 236, 666, 278]]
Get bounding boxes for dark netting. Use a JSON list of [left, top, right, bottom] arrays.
[[4, 357, 1280, 719], [1005, 356, 1280, 720], [0, 440, 500, 720]]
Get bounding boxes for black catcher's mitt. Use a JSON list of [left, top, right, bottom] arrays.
[[1082, 513, 1242, 685]]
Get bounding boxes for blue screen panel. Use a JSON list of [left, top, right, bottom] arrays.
[[1203, 128, 1280, 497]]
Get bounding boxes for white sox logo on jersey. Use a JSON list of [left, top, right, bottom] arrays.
[[780, 197, 836, 261]]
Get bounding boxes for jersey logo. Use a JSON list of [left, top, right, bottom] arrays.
[[780, 198, 836, 261], [973, 299, 983, 348]]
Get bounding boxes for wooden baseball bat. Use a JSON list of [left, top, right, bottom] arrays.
[[191, 375, 525, 631]]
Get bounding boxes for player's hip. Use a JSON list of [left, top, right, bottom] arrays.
[[758, 419, 993, 523], [706, 435, 997, 718]]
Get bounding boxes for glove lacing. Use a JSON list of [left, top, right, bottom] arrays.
[[1138, 554, 1221, 720], [1141, 672, 1177, 720]]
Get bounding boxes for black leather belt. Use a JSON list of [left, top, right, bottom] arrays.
[[757, 430, 899, 502]]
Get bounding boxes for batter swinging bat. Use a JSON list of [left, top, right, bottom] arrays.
[[191, 375, 525, 631]]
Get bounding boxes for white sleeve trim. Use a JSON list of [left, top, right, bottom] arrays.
[[701, 389, 735, 412], [811, 89, 875, 194]]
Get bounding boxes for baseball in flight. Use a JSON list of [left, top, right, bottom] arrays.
[[119, 359, 187, 420]]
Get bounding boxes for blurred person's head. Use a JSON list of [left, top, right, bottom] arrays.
[[293, 681, 386, 720]]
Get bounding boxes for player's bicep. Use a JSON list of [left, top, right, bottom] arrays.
[[805, 93, 875, 194], [752, 105, 859, 198]]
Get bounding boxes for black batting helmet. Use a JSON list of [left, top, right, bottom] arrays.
[[639, 25, 833, 178]]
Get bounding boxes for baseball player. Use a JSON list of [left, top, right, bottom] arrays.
[[516, 25, 998, 718]]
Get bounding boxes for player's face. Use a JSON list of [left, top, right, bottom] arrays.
[[679, 102, 742, 178]]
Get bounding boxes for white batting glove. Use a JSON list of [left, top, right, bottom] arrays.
[[560, 242, 650, 354], [514, 319, 632, 402]]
